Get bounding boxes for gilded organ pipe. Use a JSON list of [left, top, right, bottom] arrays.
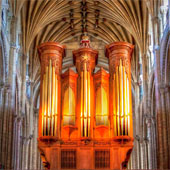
[[38, 42, 65, 138], [73, 38, 98, 138], [106, 42, 134, 137], [94, 68, 109, 127]]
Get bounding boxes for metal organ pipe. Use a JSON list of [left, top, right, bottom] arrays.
[[37, 41, 134, 170], [73, 44, 98, 138], [38, 42, 65, 138], [80, 59, 92, 137], [106, 42, 134, 137]]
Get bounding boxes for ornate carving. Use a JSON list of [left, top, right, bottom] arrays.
[[73, 47, 98, 73], [105, 42, 134, 79], [38, 42, 65, 75]]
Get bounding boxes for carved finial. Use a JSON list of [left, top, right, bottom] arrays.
[[80, 35, 90, 48]]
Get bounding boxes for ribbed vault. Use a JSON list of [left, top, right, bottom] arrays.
[[9, 0, 150, 85], [10, 0, 148, 51]]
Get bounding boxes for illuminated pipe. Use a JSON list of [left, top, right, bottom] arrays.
[[114, 73, 118, 136], [129, 72, 133, 137], [123, 67, 127, 135], [38, 42, 65, 138], [73, 42, 98, 138], [94, 68, 109, 128], [45, 66, 48, 136], [81, 71, 84, 136], [87, 71, 91, 137], [127, 78, 130, 135], [54, 75, 58, 137], [48, 60, 52, 135], [84, 63, 87, 137], [126, 76, 128, 135], [116, 66, 120, 136], [119, 62, 122, 135], [120, 60, 124, 135], [119, 61, 123, 135], [42, 74, 45, 135], [61, 69, 78, 127], [51, 66, 55, 136], [101, 88, 104, 124], [106, 42, 134, 137], [113, 74, 117, 136]]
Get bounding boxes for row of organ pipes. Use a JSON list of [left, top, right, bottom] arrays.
[[38, 40, 134, 139], [113, 59, 130, 136]]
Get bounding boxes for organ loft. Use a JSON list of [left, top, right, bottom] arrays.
[[37, 36, 134, 170]]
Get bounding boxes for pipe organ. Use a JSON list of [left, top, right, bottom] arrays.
[[38, 39, 134, 170], [73, 41, 98, 138], [106, 42, 134, 138], [38, 42, 65, 139]]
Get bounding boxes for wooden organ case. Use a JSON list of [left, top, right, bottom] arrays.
[[38, 39, 134, 170]]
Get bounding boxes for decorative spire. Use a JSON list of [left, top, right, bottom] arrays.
[[80, 34, 90, 48]]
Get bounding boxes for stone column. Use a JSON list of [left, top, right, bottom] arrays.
[[159, 86, 169, 168], [6, 16, 19, 169], [135, 136, 141, 169], [165, 86, 170, 169], [28, 135, 33, 170], [1, 85, 12, 169], [0, 85, 4, 166], [145, 116, 153, 169], [32, 108, 39, 169], [140, 140, 145, 169], [22, 136, 31, 170]]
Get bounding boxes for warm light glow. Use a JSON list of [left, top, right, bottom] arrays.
[[63, 87, 76, 126], [39, 42, 133, 139], [96, 87, 108, 126], [79, 56, 92, 137], [41, 59, 59, 136], [112, 59, 131, 136]]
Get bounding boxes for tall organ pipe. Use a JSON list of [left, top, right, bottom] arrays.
[[38, 42, 65, 138], [106, 42, 134, 137], [73, 46, 98, 138]]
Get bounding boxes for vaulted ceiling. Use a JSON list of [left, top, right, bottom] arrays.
[[9, 0, 155, 82], [10, 0, 150, 52]]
